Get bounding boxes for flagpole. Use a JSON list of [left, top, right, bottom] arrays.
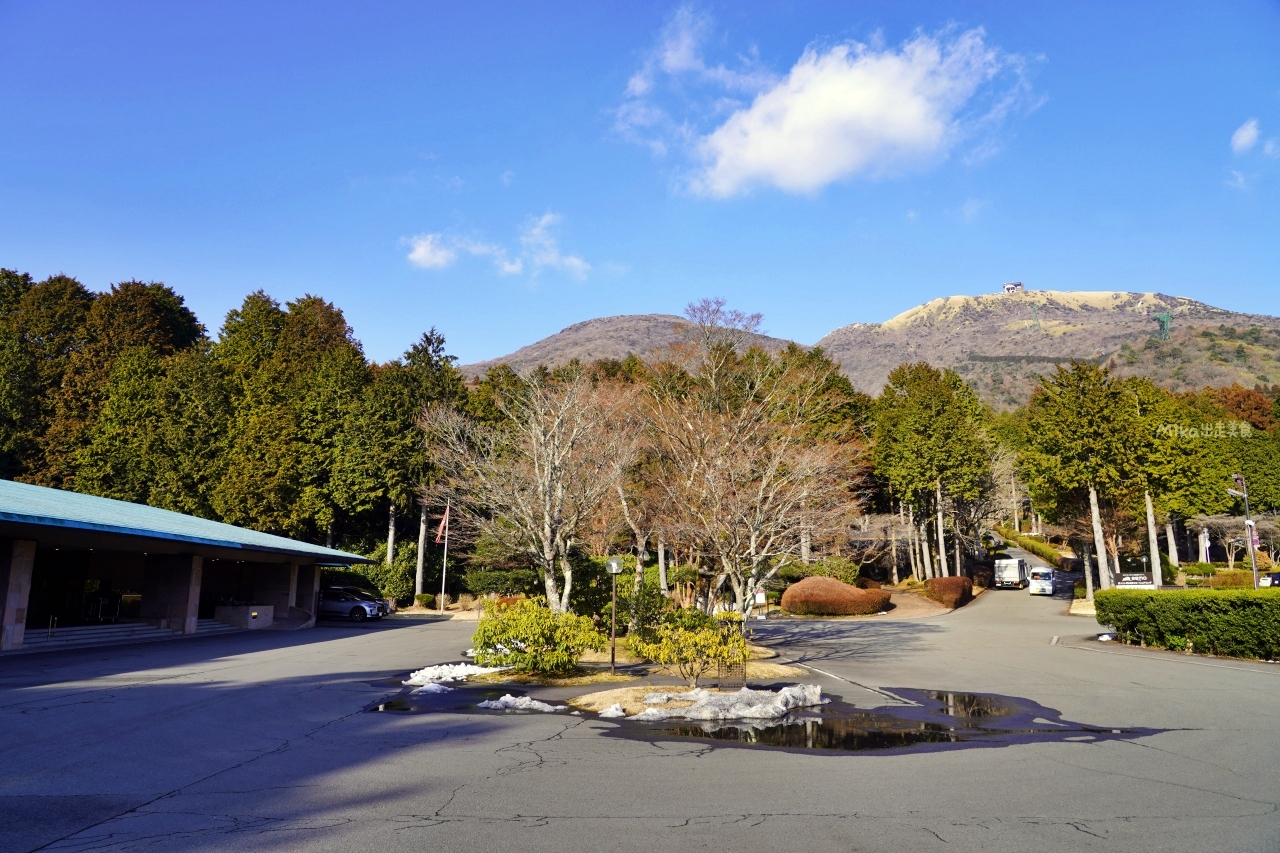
[[438, 499, 450, 615]]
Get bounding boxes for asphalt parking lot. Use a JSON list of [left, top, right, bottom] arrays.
[[2, 590, 1277, 853]]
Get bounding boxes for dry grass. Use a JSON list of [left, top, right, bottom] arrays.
[[468, 669, 638, 687]]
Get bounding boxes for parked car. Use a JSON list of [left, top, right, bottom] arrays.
[[1261, 573, 1280, 588], [330, 586, 392, 617], [319, 589, 382, 622]]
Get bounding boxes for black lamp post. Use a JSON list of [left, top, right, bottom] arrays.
[[606, 557, 624, 674]]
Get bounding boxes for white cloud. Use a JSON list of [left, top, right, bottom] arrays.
[[1226, 170, 1250, 191], [626, 7, 775, 98], [520, 213, 590, 279], [456, 238, 523, 275], [962, 198, 987, 222], [404, 213, 588, 279], [1231, 119, 1259, 154], [692, 30, 1014, 196], [1264, 139, 1279, 159], [405, 234, 456, 268]]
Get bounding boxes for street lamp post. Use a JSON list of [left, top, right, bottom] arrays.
[[1228, 475, 1259, 590], [606, 557, 624, 675]]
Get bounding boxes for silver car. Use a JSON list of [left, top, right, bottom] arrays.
[[319, 588, 382, 622]]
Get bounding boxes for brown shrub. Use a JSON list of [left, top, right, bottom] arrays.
[[922, 576, 974, 609], [854, 577, 882, 589], [970, 568, 993, 589], [781, 576, 892, 616]]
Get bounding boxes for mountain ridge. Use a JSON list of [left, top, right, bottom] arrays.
[[458, 291, 1280, 406]]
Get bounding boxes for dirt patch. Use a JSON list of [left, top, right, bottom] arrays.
[[570, 686, 698, 715], [882, 591, 953, 618]]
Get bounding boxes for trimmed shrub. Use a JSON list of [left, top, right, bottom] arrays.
[[921, 576, 974, 609], [1209, 570, 1255, 589], [1095, 589, 1280, 659], [854, 577, 882, 590], [781, 576, 891, 616], [971, 567, 993, 589], [471, 598, 604, 673], [414, 593, 435, 608]]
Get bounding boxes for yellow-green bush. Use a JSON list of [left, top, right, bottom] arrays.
[[471, 598, 604, 673], [630, 609, 748, 687]]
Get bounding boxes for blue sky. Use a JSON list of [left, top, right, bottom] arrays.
[[2, 1, 1278, 364]]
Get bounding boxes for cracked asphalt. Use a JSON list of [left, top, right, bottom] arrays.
[[2, 588, 1278, 853]]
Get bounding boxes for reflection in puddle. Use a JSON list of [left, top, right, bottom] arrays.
[[620, 688, 1159, 754]]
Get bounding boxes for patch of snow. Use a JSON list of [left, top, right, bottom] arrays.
[[598, 703, 626, 718], [403, 662, 506, 685], [629, 685, 826, 721], [412, 682, 453, 694], [1097, 633, 1116, 643], [477, 694, 568, 713]]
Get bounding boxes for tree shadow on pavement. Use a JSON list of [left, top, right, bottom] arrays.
[[749, 620, 946, 664]]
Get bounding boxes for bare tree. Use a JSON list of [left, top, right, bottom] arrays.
[[422, 371, 641, 613], [646, 327, 863, 618], [1198, 515, 1249, 570]]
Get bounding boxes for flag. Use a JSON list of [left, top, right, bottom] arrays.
[[434, 504, 450, 544]]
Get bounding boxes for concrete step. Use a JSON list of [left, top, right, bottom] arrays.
[[9, 619, 245, 655]]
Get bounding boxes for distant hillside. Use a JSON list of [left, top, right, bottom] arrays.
[[817, 291, 1280, 407], [457, 313, 795, 379], [457, 292, 1280, 407]]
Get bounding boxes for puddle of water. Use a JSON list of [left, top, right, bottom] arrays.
[[366, 686, 513, 714], [613, 688, 1161, 755]]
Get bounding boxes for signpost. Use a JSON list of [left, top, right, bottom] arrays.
[[606, 557, 624, 675]]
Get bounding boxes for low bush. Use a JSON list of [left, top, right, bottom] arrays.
[[921, 576, 974, 609], [471, 598, 604, 673], [1185, 562, 1217, 576], [630, 608, 748, 687], [781, 576, 891, 616], [971, 567, 993, 589], [1095, 589, 1280, 658], [854, 577, 882, 590], [1074, 580, 1087, 599], [1209, 570, 1256, 589], [414, 593, 435, 608]]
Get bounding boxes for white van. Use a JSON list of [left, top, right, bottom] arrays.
[[1028, 567, 1055, 596], [994, 558, 1028, 589]]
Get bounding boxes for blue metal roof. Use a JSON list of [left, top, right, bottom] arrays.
[[0, 479, 368, 563]]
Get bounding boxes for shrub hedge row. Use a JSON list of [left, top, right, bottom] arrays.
[[993, 526, 1064, 568], [921, 576, 974, 609], [1094, 589, 1280, 659]]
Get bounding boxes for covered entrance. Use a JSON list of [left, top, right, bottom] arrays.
[[0, 480, 368, 651]]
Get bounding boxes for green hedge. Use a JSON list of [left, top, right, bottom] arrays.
[[993, 526, 1063, 568], [1095, 589, 1280, 659]]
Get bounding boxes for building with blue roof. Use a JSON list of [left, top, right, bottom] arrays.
[[0, 480, 368, 651]]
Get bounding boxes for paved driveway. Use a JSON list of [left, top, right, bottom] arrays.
[[1, 594, 1277, 853]]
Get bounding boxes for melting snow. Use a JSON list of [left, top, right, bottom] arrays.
[[629, 685, 826, 721], [477, 694, 568, 713], [412, 682, 453, 694], [598, 703, 626, 718], [403, 663, 506, 685]]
